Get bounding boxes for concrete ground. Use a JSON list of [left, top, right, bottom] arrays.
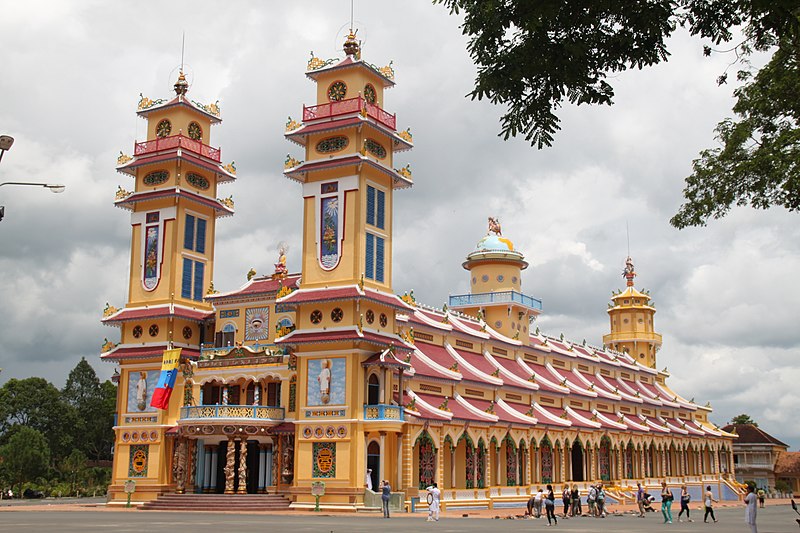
[[0, 497, 797, 532]]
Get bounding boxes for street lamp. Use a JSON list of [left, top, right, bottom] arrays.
[[0, 135, 14, 163], [0, 135, 66, 221]]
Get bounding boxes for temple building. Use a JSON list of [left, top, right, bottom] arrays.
[[100, 31, 741, 509]]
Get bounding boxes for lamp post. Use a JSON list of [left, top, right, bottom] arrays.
[[0, 135, 66, 221]]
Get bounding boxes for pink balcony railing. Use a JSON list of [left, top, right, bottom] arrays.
[[134, 134, 221, 163], [302, 96, 396, 130]]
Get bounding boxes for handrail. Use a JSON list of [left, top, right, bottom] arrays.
[[448, 290, 543, 311], [303, 96, 397, 130], [180, 404, 285, 421], [134, 134, 221, 162]]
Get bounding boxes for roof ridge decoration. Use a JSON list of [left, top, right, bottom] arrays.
[[532, 402, 572, 427], [445, 343, 503, 386], [138, 93, 166, 111], [307, 51, 338, 71], [413, 347, 462, 381], [454, 393, 499, 422], [494, 397, 539, 424]]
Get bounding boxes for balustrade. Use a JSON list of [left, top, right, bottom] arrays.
[[302, 96, 397, 130], [181, 404, 285, 421], [364, 403, 404, 421], [134, 134, 221, 162]]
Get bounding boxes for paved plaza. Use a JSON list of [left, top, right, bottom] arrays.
[[0, 500, 797, 533]]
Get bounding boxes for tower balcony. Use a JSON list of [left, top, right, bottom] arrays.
[[134, 133, 221, 163], [448, 290, 543, 312], [602, 331, 663, 344], [180, 404, 285, 422], [363, 403, 405, 421], [303, 96, 396, 131]]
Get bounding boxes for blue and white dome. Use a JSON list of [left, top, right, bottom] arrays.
[[476, 234, 515, 252]]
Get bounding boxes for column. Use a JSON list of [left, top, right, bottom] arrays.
[[210, 445, 219, 491], [450, 443, 456, 488], [402, 431, 413, 490], [396, 433, 403, 489], [203, 444, 212, 492], [495, 443, 501, 486], [485, 441, 493, 486], [258, 445, 266, 493], [224, 437, 235, 494], [379, 432, 387, 490], [266, 444, 274, 488], [237, 439, 248, 493], [436, 433, 445, 490]]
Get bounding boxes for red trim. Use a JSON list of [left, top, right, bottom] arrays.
[[103, 306, 213, 326], [100, 346, 200, 361], [134, 134, 221, 163], [408, 351, 459, 381]]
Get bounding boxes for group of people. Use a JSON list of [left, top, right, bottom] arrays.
[[550, 483, 609, 519], [524, 484, 559, 525]]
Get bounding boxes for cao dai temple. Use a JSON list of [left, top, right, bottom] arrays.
[[100, 31, 742, 510]]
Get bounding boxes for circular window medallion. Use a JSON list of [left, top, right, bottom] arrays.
[[364, 84, 376, 104], [302, 426, 313, 439], [186, 172, 210, 190], [310, 310, 323, 324], [472, 276, 477, 285], [150, 430, 158, 441], [182, 326, 193, 340], [511, 322, 516, 330], [327, 81, 347, 101], [148, 324, 159, 337], [188, 121, 202, 141], [156, 119, 172, 138], [364, 139, 387, 159], [314, 426, 325, 438], [336, 425, 347, 438], [623, 318, 629, 324], [481, 274, 489, 282], [497, 275, 505, 282], [316, 136, 348, 154], [366, 309, 375, 324], [143, 170, 169, 186], [512, 276, 518, 284], [325, 426, 336, 438], [121, 432, 131, 442], [132, 325, 143, 338], [494, 320, 502, 328], [379, 313, 388, 328], [331, 307, 344, 322]]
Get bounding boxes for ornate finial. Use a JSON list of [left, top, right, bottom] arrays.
[[623, 256, 636, 286], [273, 242, 289, 280], [218, 195, 234, 209], [395, 164, 412, 179], [174, 71, 189, 96], [477, 308, 485, 322], [206, 281, 219, 295], [115, 186, 132, 201], [405, 396, 416, 410], [485, 400, 495, 414], [284, 154, 302, 169], [379, 60, 395, 80], [397, 128, 413, 142], [528, 373, 536, 383], [491, 368, 500, 378], [488, 216, 502, 236], [101, 338, 116, 353], [513, 331, 520, 340], [343, 29, 360, 57], [285, 117, 302, 132], [103, 302, 119, 318], [276, 283, 293, 299], [358, 314, 364, 333], [358, 273, 365, 291], [247, 268, 256, 281], [438, 397, 450, 412], [117, 151, 133, 166], [560, 332, 564, 341], [223, 161, 236, 175], [401, 291, 417, 306], [689, 397, 695, 403], [535, 326, 540, 335], [449, 362, 459, 373]]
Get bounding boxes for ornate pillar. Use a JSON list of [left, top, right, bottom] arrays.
[[237, 439, 248, 493], [485, 440, 493, 486], [210, 445, 218, 491], [450, 442, 456, 488], [379, 432, 387, 488], [396, 433, 403, 489], [224, 437, 236, 494], [402, 431, 413, 490], [173, 437, 188, 494], [188, 440, 197, 493], [436, 432, 445, 490], [559, 444, 566, 484], [222, 385, 229, 405]]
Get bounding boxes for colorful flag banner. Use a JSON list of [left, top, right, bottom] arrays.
[[150, 348, 181, 410]]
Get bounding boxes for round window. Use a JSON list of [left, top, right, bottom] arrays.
[[156, 119, 172, 138], [364, 84, 377, 104], [143, 170, 169, 186], [366, 310, 375, 324], [188, 122, 202, 141], [512, 276, 518, 284], [148, 324, 159, 337], [327, 81, 347, 101], [494, 320, 502, 328], [379, 313, 388, 328], [310, 310, 323, 324], [331, 307, 344, 322], [182, 326, 193, 339], [497, 275, 505, 282], [481, 274, 489, 282], [132, 325, 143, 338]]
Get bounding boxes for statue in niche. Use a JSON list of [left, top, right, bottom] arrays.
[[281, 435, 294, 484], [173, 438, 187, 494], [136, 371, 148, 411], [273, 242, 289, 279], [317, 359, 332, 404]]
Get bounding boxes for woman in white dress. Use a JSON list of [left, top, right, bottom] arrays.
[[744, 485, 758, 533]]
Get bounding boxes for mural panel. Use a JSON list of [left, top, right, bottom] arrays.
[[307, 358, 345, 406], [128, 444, 149, 477], [319, 196, 339, 269], [312, 442, 336, 478], [126, 369, 160, 412], [245, 307, 270, 341]]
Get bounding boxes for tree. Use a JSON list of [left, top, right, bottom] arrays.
[[0, 426, 50, 496], [61, 358, 117, 461], [731, 413, 758, 425], [435, 0, 800, 226]]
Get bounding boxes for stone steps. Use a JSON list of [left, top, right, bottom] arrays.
[[140, 493, 292, 511]]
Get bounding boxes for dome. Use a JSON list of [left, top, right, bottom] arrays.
[[476, 233, 514, 252]]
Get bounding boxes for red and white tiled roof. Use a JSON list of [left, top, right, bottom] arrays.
[[206, 274, 302, 301], [102, 304, 213, 326], [100, 344, 201, 362], [276, 284, 412, 311], [275, 325, 413, 352]]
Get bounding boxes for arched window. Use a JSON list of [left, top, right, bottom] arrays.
[[367, 373, 380, 405], [215, 323, 236, 347]]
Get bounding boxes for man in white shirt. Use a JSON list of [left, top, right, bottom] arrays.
[[426, 483, 441, 521]]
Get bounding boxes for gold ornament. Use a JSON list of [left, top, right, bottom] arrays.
[[103, 302, 119, 317], [115, 186, 132, 201], [223, 161, 236, 175], [285, 116, 302, 132], [284, 154, 301, 169], [117, 151, 133, 165]]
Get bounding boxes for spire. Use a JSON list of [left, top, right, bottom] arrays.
[[622, 256, 636, 287], [343, 29, 360, 57], [174, 71, 189, 96]]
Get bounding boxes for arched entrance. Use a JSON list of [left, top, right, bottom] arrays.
[[540, 437, 553, 484], [367, 441, 380, 490], [415, 431, 437, 489], [571, 440, 584, 481], [367, 373, 380, 405]]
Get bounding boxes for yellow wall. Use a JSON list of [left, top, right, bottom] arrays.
[[145, 107, 213, 145], [313, 69, 386, 108]]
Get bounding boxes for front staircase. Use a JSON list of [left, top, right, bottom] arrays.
[[140, 493, 292, 512]]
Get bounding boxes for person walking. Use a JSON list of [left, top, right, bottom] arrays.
[[570, 484, 581, 516], [587, 483, 597, 517], [426, 483, 441, 522], [636, 482, 646, 518], [744, 485, 758, 533], [533, 488, 544, 518], [757, 487, 765, 508], [545, 484, 558, 526], [562, 484, 571, 517], [379, 479, 391, 518], [661, 481, 674, 524], [677, 484, 692, 522], [596, 482, 606, 517], [704, 485, 718, 523]]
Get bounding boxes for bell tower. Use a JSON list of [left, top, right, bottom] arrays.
[[603, 257, 662, 368]]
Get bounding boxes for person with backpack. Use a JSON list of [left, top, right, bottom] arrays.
[[562, 484, 571, 517], [545, 484, 558, 526], [596, 482, 606, 517], [678, 484, 692, 522], [570, 484, 581, 516], [587, 484, 597, 516], [661, 481, 674, 524]]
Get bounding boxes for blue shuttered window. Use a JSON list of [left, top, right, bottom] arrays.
[[184, 213, 207, 253], [376, 189, 385, 229], [193, 261, 205, 301], [365, 233, 375, 280], [184, 214, 195, 250], [375, 235, 384, 282], [181, 258, 193, 298], [366, 186, 376, 226]]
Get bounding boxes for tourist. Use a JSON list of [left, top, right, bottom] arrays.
[[596, 482, 606, 517], [534, 488, 544, 518], [677, 484, 692, 522], [661, 481, 673, 524], [526, 492, 536, 517], [744, 485, 758, 533], [704, 485, 718, 523], [636, 482, 646, 518], [757, 487, 765, 508], [570, 484, 581, 516], [426, 482, 440, 522], [545, 484, 558, 526], [587, 483, 597, 516], [562, 484, 571, 517], [379, 479, 391, 518]]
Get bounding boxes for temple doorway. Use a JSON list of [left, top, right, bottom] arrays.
[[571, 441, 584, 482], [367, 441, 380, 490]]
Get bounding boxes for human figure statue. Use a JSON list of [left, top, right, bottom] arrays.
[[365, 468, 373, 491], [318, 359, 332, 404], [623, 256, 636, 277], [136, 371, 148, 411], [273, 242, 289, 278], [487, 216, 502, 236]]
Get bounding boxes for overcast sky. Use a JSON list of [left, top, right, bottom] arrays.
[[1, 1, 797, 450]]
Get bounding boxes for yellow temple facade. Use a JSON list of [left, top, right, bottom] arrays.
[[101, 32, 740, 510]]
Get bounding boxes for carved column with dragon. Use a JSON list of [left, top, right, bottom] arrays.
[[224, 437, 236, 494]]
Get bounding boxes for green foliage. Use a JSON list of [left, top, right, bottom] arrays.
[[435, 0, 800, 225], [731, 413, 758, 426], [0, 426, 50, 495], [62, 357, 117, 461], [775, 478, 791, 493]]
